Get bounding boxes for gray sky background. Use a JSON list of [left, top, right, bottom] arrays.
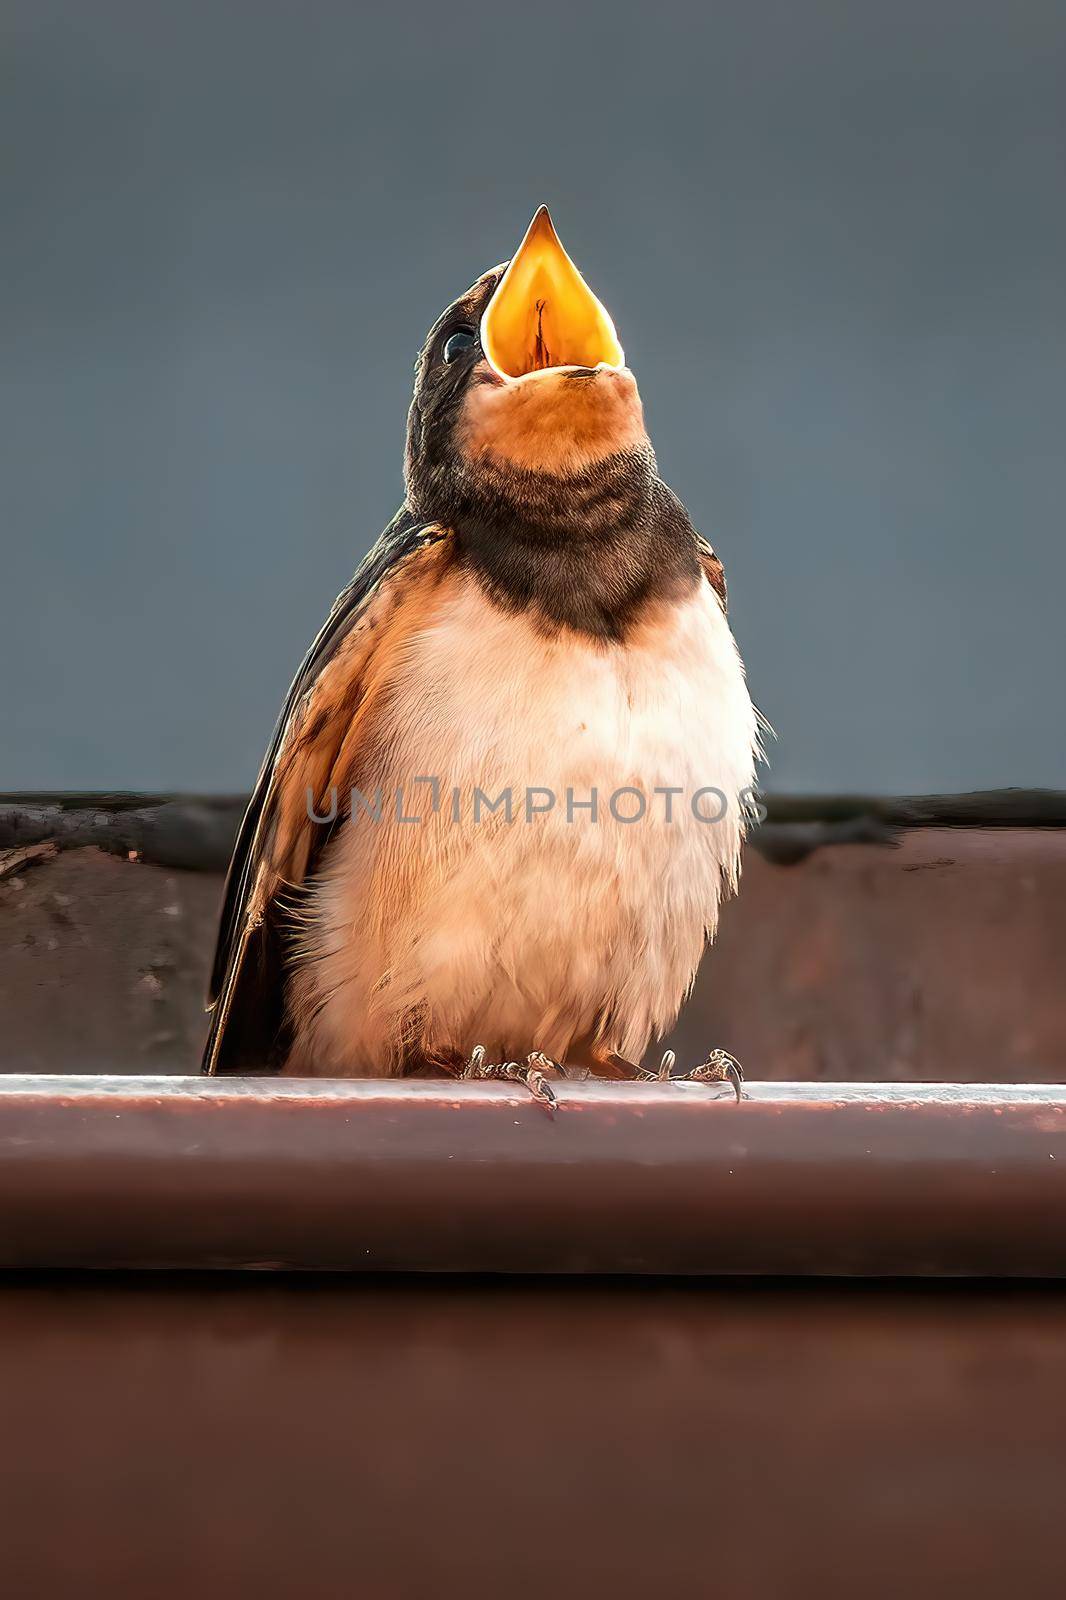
[[3, 0, 1064, 795]]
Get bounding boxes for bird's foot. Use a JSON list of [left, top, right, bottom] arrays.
[[463, 1045, 561, 1109], [636, 1047, 745, 1102]]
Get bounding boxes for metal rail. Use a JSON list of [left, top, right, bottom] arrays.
[[1, 1075, 1064, 1275]]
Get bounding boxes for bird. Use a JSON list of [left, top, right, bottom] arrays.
[[202, 206, 761, 1104]]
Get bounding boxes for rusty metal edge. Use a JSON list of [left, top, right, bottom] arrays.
[[0, 1076, 1064, 1277]]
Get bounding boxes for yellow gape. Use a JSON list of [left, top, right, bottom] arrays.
[[480, 206, 625, 378]]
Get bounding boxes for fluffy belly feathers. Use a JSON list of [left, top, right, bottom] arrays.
[[287, 573, 758, 1074]]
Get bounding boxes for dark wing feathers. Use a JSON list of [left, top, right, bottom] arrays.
[[209, 507, 423, 1001], [696, 534, 773, 745], [202, 509, 448, 1075], [696, 535, 727, 612], [653, 478, 727, 611]]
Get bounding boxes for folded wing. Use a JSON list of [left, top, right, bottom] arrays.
[[202, 511, 452, 1074]]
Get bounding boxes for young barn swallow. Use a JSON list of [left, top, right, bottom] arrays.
[[203, 207, 760, 1103]]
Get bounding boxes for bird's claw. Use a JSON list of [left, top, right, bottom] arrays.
[[463, 1045, 559, 1109], [639, 1047, 745, 1102]]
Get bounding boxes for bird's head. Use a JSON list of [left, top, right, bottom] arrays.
[[404, 207, 653, 526]]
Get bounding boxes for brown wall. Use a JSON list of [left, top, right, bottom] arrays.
[[3, 827, 1063, 1081]]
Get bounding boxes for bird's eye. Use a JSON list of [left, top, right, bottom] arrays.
[[443, 327, 476, 363]]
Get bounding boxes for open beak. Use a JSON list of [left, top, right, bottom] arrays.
[[480, 206, 625, 380]]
